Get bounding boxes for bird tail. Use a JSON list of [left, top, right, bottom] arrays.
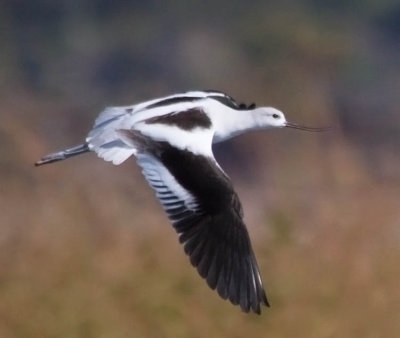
[[35, 143, 90, 166]]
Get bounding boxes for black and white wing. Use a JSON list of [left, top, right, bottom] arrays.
[[125, 131, 269, 313], [203, 90, 256, 110]]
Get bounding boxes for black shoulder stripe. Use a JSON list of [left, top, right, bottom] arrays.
[[210, 95, 241, 110], [146, 96, 201, 110], [204, 90, 256, 111], [144, 108, 212, 131], [146, 91, 256, 111]]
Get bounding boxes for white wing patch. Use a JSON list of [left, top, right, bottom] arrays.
[[134, 122, 213, 157], [93, 140, 136, 165], [93, 106, 131, 129], [136, 153, 199, 222], [87, 106, 137, 165]]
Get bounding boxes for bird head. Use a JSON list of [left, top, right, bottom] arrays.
[[253, 107, 287, 129], [253, 107, 331, 132]]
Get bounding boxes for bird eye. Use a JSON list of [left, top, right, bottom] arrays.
[[272, 114, 280, 119]]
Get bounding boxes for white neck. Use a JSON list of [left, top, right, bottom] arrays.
[[211, 107, 259, 143]]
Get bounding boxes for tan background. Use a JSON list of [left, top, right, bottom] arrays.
[[1, 1, 399, 337]]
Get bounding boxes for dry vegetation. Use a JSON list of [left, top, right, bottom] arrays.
[[1, 1, 400, 337], [1, 92, 399, 338]]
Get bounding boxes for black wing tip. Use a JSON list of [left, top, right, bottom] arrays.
[[200, 252, 270, 314], [238, 299, 269, 315], [264, 293, 270, 307], [239, 289, 270, 314], [180, 229, 270, 314], [240, 294, 270, 315], [171, 190, 269, 314]]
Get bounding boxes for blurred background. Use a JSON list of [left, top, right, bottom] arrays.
[[1, 1, 399, 337]]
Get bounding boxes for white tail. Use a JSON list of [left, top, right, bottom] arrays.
[[86, 106, 137, 165]]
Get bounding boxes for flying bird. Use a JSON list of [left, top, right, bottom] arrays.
[[35, 90, 329, 314]]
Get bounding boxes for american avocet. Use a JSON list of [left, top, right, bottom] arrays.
[[36, 90, 329, 314]]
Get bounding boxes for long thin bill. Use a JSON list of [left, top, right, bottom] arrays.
[[285, 122, 332, 132]]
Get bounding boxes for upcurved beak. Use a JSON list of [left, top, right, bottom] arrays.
[[285, 122, 332, 132]]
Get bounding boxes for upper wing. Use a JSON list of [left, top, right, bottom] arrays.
[[92, 90, 219, 130], [87, 92, 216, 164], [125, 130, 269, 313]]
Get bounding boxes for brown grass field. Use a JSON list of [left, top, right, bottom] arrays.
[[1, 2, 400, 336], [1, 92, 399, 337]]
